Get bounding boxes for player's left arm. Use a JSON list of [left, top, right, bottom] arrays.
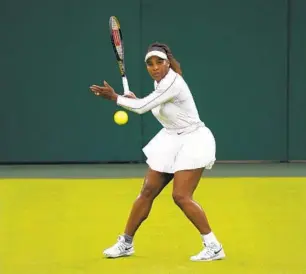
[[116, 75, 179, 114], [90, 81, 137, 100], [123, 92, 137, 99]]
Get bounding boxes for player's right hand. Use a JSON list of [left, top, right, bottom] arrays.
[[123, 92, 137, 99]]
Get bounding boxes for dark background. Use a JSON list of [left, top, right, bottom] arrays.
[[1, 0, 305, 163]]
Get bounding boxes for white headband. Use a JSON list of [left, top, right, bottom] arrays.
[[144, 50, 168, 62]]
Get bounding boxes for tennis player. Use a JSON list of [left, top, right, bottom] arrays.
[[90, 42, 225, 261]]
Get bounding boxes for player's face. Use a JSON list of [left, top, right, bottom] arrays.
[[146, 56, 170, 82]]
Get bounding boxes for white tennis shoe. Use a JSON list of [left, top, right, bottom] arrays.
[[190, 242, 226, 261], [103, 235, 134, 258]]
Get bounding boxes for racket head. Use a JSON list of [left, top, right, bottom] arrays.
[[109, 16, 125, 76]]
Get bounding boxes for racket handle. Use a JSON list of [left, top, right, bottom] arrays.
[[122, 76, 130, 95]]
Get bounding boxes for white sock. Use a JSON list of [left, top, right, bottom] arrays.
[[201, 232, 220, 246]]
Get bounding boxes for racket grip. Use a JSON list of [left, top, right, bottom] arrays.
[[122, 76, 130, 95]]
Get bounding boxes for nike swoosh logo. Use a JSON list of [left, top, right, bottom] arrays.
[[125, 246, 133, 251], [214, 247, 222, 255]]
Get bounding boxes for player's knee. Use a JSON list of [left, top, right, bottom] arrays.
[[172, 192, 189, 207], [140, 185, 157, 200]]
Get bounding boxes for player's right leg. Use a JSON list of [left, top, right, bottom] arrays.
[[103, 167, 173, 258]]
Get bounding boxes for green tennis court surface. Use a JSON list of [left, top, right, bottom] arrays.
[[0, 163, 305, 274]]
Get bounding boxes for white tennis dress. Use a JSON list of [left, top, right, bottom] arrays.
[[116, 68, 216, 173]]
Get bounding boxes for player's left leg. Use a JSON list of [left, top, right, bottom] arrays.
[[172, 168, 225, 261]]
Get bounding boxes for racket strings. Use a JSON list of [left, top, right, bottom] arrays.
[[110, 16, 124, 63]]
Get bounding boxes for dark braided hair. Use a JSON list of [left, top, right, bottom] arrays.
[[147, 42, 182, 76]]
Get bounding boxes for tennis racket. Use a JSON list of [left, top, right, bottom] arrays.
[[109, 16, 130, 95]]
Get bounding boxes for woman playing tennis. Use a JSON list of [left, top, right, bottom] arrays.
[[90, 42, 225, 261]]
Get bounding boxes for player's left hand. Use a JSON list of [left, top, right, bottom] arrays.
[[90, 81, 118, 101]]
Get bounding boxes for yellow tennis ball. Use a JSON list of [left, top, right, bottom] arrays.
[[114, 110, 128, 125]]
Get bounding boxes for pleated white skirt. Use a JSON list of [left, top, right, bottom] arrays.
[[142, 126, 216, 173]]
